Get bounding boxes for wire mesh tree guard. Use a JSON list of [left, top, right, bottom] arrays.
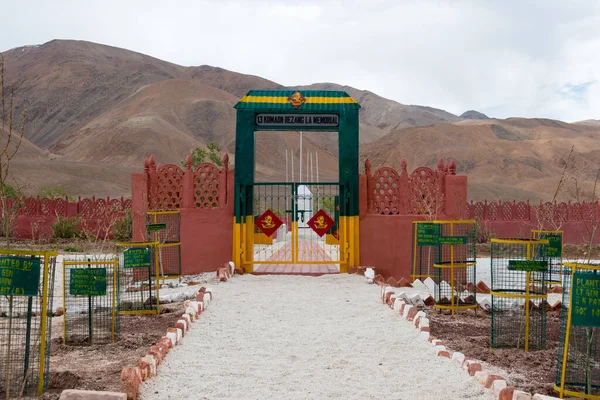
[[62, 257, 119, 345], [490, 238, 549, 351], [531, 229, 564, 286], [432, 220, 477, 314], [555, 262, 600, 399], [0, 250, 57, 399], [146, 211, 181, 279], [115, 242, 160, 315]]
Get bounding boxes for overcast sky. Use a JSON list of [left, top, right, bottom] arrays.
[[2, 0, 600, 122]]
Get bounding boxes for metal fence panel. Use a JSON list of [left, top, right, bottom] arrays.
[[433, 220, 477, 314], [0, 250, 57, 399], [555, 263, 600, 398], [115, 243, 160, 315], [490, 238, 548, 351], [63, 258, 119, 345]]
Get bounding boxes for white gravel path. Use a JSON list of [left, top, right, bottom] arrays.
[[139, 274, 494, 400]]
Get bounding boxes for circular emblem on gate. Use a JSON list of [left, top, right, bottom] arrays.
[[288, 91, 306, 109]]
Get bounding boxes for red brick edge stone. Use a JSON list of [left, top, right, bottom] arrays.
[[378, 284, 561, 400], [119, 261, 240, 400]]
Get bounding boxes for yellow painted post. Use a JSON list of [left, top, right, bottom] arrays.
[[450, 222, 455, 315], [37, 254, 50, 396], [154, 244, 160, 315], [525, 270, 531, 352], [558, 265, 575, 399], [62, 258, 67, 344], [412, 222, 418, 278], [244, 216, 254, 273], [354, 216, 360, 270], [292, 220, 298, 264]]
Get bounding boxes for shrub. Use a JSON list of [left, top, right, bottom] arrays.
[[52, 215, 80, 239], [113, 210, 132, 241]]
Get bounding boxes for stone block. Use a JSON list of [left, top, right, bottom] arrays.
[[413, 311, 427, 327], [513, 390, 533, 399], [497, 387, 515, 400], [402, 305, 414, 319], [492, 380, 507, 394], [467, 362, 482, 376], [166, 331, 177, 346], [485, 374, 504, 389], [175, 321, 186, 337], [120, 367, 141, 400], [412, 279, 427, 290], [451, 352, 465, 365], [476, 280, 491, 294], [423, 277, 436, 293], [406, 306, 419, 321], [474, 370, 489, 385], [59, 389, 127, 400]]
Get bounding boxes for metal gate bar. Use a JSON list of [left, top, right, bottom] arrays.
[[245, 183, 344, 266]]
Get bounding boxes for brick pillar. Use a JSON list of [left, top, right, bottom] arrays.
[[443, 160, 467, 220], [131, 158, 150, 241]]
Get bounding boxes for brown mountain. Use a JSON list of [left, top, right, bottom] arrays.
[[361, 118, 600, 201], [2, 39, 599, 201]]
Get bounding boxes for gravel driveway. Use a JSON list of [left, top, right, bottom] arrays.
[[139, 274, 493, 400]]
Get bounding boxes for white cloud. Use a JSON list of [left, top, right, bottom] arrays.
[[1, 0, 599, 121]]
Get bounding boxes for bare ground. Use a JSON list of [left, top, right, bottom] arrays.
[[40, 302, 187, 399], [427, 307, 568, 398]]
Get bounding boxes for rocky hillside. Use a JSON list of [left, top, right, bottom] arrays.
[[2, 39, 599, 201]]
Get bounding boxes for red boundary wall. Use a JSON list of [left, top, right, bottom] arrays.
[[465, 199, 600, 245], [2, 196, 131, 239], [131, 154, 233, 276], [359, 158, 467, 281]]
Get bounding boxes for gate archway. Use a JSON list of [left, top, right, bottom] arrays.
[[232, 90, 360, 273]]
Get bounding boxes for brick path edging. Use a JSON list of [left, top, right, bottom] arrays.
[[119, 262, 236, 400], [378, 283, 561, 400]]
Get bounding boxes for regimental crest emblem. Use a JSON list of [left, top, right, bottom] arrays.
[[287, 91, 306, 109], [307, 209, 335, 237], [254, 209, 283, 238]]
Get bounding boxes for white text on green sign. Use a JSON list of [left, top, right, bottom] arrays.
[[124, 248, 151, 269], [0, 256, 41, 296], [438, 236, 468, 245], [70, 268, 107, 296], [572, 272, 600, 327]]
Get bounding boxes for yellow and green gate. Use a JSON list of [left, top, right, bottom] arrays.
[[244, 182, 344, 267], [232, 90, 361, 272]]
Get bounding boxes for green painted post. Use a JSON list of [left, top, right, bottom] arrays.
[[338, 109, 360, 218], [234, 110, 256, 222], [23, 296, 33, 386]]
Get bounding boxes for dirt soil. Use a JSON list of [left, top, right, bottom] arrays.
[[40, 302, 187, 399], [427, 307, 567, 397]]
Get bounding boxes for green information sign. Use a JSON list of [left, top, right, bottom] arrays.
[[0, 256, 41, 296], [417, 223, 439, 246], [124, 248, 151, 269], [541, 234, 562, 258], [507, 260, 548, 271], [70, 268, 107, 296], [572, 272, 600, 327], [438, 236, 468, 245], [147, 223, 167, 231]]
